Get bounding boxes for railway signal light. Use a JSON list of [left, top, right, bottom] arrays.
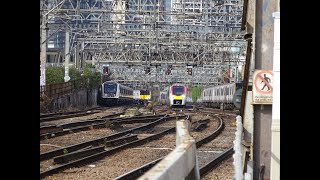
[[103, 66, 109, 75], [187, 65, 193, 75], [145, 67, 151, 74], [166, 65, 172, 75]]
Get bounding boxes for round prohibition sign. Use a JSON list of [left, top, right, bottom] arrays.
[[254, 70, 273, 94]]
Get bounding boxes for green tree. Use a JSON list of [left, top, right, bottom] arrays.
[[82, 64, 101, 88], [191, 86, 202, 102], [45, 64, 101, 88], [69, 67, 82, 81], [46, 67, 64, 84]]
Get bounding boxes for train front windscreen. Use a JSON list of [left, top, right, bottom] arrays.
[[104, 83, 117, 97], [236, 82, 243, 90], [140, 90, 150, 95], [172, 86, 184, 95]]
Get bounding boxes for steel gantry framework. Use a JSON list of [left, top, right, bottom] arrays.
[[40, 0, 246, 89]]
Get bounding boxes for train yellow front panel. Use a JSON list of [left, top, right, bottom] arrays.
[[173, 95, 182, 100]]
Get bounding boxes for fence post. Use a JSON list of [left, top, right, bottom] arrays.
[[233, 115, 244, 180]]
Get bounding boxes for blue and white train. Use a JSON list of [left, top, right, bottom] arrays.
[[97, 81, 134, 106]]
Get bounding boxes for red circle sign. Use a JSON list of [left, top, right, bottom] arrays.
[[254, 70, 273, 94]]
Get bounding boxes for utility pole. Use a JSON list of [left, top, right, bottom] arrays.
[[64, 31, 70, 82], [40, 16, 47, 86], [75, 36, 80, 69]]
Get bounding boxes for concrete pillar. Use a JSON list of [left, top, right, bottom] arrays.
[[40, 16, 47, 86], [270, 11, 280, 180], [233, 116, 244, 180], [64, 31, 70, 82], [176, 120, 200, 180]]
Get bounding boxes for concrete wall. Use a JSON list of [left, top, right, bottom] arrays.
[[40, 88, 98, 113]]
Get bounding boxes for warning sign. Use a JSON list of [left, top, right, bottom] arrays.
[[253, 70, 273, 104]]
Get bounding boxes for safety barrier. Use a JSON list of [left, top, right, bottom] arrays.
[[138, 120, 200, 180]]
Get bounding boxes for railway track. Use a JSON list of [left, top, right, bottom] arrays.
[[40, 107, 105, 122], [111, 114, 225, 179], [40, 107, 103, 118], [40, 106, 237, 179], [40, 115, 185, 178], [110, 112, 237, 180], [40, 114, 165, 140]]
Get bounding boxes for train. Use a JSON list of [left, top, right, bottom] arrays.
[[97, 81, 134, 106], [158, 87, 169, 105], [201, 81, 243, 110], [139, 89, 151, 103], [169, 84, 187, 107], [133, 90, 140, 103], [158, 84, 188, 107], [132, 89, 152, 105]]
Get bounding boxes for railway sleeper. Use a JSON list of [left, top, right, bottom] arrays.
[[53, 135, 138, 164]]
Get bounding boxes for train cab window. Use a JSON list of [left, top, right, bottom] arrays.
[[236, 83, 243, 90], [172, 86, 184, 95], [140, 90, 148, 95], [104, 83, 117, 93]]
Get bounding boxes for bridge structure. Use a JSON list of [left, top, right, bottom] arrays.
[[40, 0, 246, 89]]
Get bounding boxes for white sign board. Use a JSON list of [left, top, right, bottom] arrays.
[[253, 70, 273, 104]]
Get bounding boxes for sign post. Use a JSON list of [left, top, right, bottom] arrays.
[[253, 70, 273, 104]]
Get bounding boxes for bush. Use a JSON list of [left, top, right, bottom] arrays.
[[82, 64, 101, 88], [69, 67, 82, 81], [46, 67, 64, 84], [45, 65, 101, 88], [191, 86, 202, 102]]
